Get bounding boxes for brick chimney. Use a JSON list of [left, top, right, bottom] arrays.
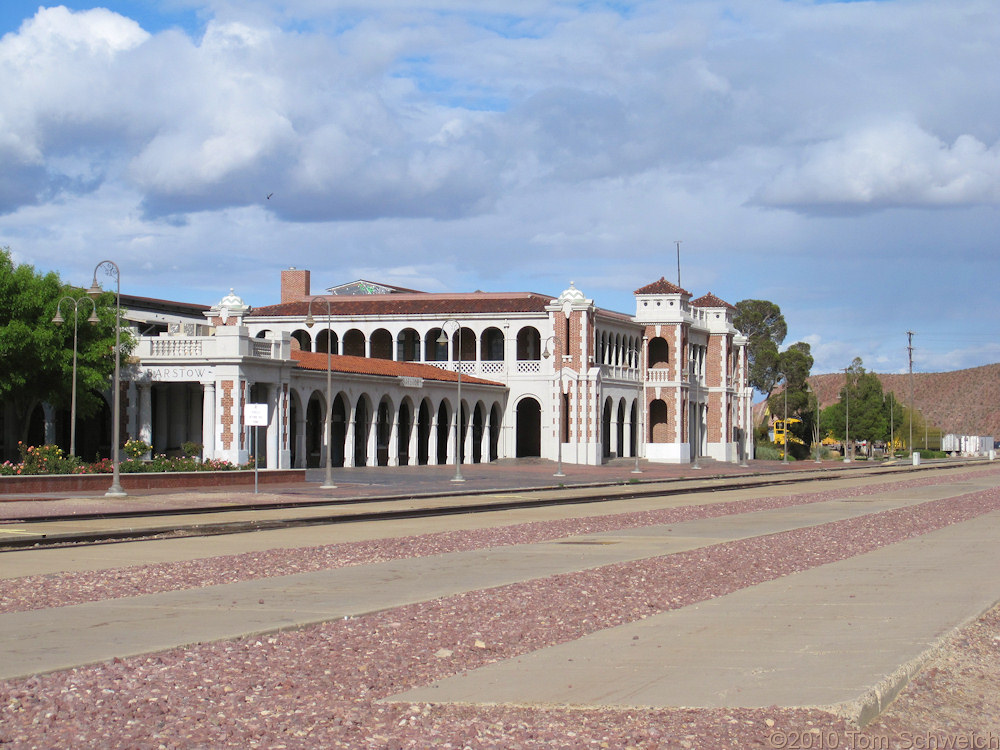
[[281, 267, 310, 303]]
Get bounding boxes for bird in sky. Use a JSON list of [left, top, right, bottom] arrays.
[[266, 193, 273, 200]]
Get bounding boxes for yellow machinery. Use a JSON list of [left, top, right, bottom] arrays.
[[772, 417, 804, 458]]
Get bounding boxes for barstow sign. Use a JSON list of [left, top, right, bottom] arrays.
[[144, 366, 216, 382]]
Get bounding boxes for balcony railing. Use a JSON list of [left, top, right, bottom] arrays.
[[599, 364, 639, 382], [646, 368, 672, 383], [138, 332, 288, 361]]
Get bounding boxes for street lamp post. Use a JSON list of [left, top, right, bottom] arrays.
[[807, 384, 821, 464], [690, 358, 701, 470], [87, 261, 126, 497], [53, 295, 97, 457], [632, 336, 646, 474], [305, 297, 336, 489], [782, 377, 789, 465], [843, 366, 851, 464], [437, 320, 465, 483], [542, 336, 565, 478]]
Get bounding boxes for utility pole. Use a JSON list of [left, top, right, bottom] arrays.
[[675, 240, 682, 287], [907, 331, 915, 457], [843, 366, 851, 463]]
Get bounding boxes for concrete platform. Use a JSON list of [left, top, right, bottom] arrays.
[[0, 487, 941, 680], [389, 511, 1000, 727]]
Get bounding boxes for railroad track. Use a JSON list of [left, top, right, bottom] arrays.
[[0, 459, 983, 551]]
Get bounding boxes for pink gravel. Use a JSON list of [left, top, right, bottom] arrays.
[[1, 470, 1000, 747], [3, 468, 997, 615]]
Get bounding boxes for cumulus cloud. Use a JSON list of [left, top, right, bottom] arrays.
[[3, 1, 1000, 376], [755, 121, 1000, 212], [0, 7, 149, 211]]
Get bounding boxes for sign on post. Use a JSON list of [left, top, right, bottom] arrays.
[[244, 404, 269, 493], [244, 403, 269, 426]]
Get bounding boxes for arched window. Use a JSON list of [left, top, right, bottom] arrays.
[[648, 337, 669, 368], [516, 326, 541, 360], [452, 327, 476, 362], [290, 329, 311, 352], [397, 328, 421, 361], [480, 327, 504, 361], [370, 329, 393, 360], [343, 329, 365, 357], [315, 329, 338, 354], [425, 328, 446, 361]]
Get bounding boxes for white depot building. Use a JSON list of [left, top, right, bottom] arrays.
[[122, 268, 753, 470]]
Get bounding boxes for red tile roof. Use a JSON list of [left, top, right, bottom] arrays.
[[291, 350, 504, 387], [595, 308, 637, 324], [634, 277, 691, 296], [691, 292, 735, 310], [251, 292, 554, 318]]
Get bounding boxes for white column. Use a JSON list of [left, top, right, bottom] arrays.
[[139, 384, 153, 457], [463, 409, 474, 464], [429, 410, 439, 465], [445, 406, 456, 465], [266, 385, 280, 469], [366, 407, 377, 467], [480, 412, 490, 463], [201, 381, 215, 460], [408, 412, 419, 466], [344, 401, 356, 468], [388, 410, 400, 467]]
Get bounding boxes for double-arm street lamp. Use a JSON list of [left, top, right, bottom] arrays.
[[541, 335, 565, 478], [87, 260, 126, 497], [437, 320, 465, 483], [52, 295, 97, 457], [305, 297, 336, 490]]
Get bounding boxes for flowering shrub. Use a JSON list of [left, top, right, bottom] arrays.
[[181, 441, 203, 458], [0, 444, 247, 475], [123, 439, 151, 460], [13, 442, 82, 475]]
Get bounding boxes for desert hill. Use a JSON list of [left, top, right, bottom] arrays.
[[807, 363, 1000, 438]]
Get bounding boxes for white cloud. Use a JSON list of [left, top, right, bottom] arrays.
[[756, 121, 1000, 211], [3, 0, 1000, 376]]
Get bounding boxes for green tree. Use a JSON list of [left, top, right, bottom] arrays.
[[0, 248, 129, 453], [820, 358, 893, 452], [734, 299, 787, 397], [767, 342, 814, 457]]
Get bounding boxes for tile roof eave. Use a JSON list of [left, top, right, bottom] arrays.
[[290, 351, 505, 387]]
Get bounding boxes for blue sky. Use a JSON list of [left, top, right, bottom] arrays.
[[2, 1, 999, 377]]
